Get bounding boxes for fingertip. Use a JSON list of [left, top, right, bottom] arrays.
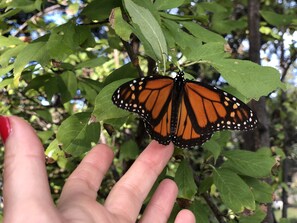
[[0, 116, 11, 144], [148, 140, 174, 154], [160, 178, 178, 194], [175, 209, 196, 223], [4, 116, 43, 150], [82, 143, 114, 168], [91, 143, 114, 158]]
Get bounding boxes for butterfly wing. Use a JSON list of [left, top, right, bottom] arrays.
[[112, 74, 258, 148], [172, 92, 213, 148], [183, 81, 258, 134], [112, 76, 174, 144]]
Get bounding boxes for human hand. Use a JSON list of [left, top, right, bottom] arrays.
[[0, 116, 195, 223]]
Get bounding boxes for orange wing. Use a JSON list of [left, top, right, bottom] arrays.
[[112, 76, 174, 145], [168, 81, 257, 148], [112, 73, 258, 148], [172, 94, 212, 148], [183, 81, 258, 134]]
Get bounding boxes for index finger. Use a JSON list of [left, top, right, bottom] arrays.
[[2, 116, 55, 219], [104, 140, 174, 222]]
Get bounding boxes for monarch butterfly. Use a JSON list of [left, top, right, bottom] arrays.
[[112, 71, 258, 148]]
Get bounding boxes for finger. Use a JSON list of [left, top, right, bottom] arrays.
[[3, 116, 55, 216], [175, 209, 196, 223], [58, 144, 114, 206], [140, 179, 178, 223], [104, 140, 174, 222]]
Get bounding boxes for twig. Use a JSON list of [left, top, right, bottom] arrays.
[[121, 38, 144, 77], [280, 50, 297, 82], [12, 4, 63, 37], [201, 192, 227, 223]]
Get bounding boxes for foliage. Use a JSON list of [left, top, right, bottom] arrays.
[[0, 0, 296, 222]]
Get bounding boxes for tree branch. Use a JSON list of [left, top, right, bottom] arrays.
[[280, 50, 297, 82], [201, 192, 227, 223], [12, 4, 63, 37]]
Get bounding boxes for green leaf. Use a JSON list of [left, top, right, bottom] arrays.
[[0, 8, 21, 20], [260, 10, 294, 27], [0, 64, 13, 77], [203, 139, 222, 161], [74, 26, 94, 47], [45, 139, 68, 169], [213, 168, 255, 213], [189, 200, 210, 223], [111, 7, 133, 41], [210, 59, 285, 100], [37, 130, 54, 144], [79, 78, 103, 93], [222, 150, 276, 178], [163, 18, 202, 57], [76, 57, 108, 69], [119, 140, 139, 160], [242, 177, 273, 203], [47, 22, 76, 61], [239, 205, 266, 223], [58, 71, 78, 103], [7, 0, 42, 12], [78, 81, 98, 105], [181, 21, 225, 43], [25, 74, 51, 91], [198, 176, 213, 195], [93, 79, 131, 121], [13, 40, 50, 86], [45, 139, 65, 160], [175, 160, 197, 199], [154, 0, 185, 10], [0, 77, 13, 89], [197, 2, 228, 15], [44, 78, 59, 100], [279, 218, 291, 223], [124, 0, 167, 63], [0, 35, 23, 47], [186, 42, 226, 61], [103, 62, 139, 86], [81, 0, 121, 21], [35, 110, 53, 122], [57, 112, 100, 156], [212, 18, 247, 34], [104, 116, 132, 129], [0, 44, 26, 67]]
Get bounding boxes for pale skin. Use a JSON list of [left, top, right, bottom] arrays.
[[3, 116, 196, 223]]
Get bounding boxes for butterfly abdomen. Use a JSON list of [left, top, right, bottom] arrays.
[[170, 72, 186, 136]]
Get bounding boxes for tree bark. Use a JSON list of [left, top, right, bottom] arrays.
[[246, 0, 274, 222]]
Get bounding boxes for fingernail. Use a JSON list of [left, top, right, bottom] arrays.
[[0, 116, 11, 144]]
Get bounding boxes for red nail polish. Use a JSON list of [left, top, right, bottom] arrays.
[[0, 116, 11, 144]]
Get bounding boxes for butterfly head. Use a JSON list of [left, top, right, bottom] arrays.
[[175, 70, 185, 83]]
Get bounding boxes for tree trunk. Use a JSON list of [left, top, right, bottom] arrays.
[[246, 0, 274, 222]]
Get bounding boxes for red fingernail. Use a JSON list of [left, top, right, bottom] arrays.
[[0, 116, 11, 144]]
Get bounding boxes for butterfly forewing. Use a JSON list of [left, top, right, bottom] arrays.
[[112, 76, 174, 125], [184, 81, 258, 134]]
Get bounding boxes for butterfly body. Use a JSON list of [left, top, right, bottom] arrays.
[[112, 71, 257, 148]]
